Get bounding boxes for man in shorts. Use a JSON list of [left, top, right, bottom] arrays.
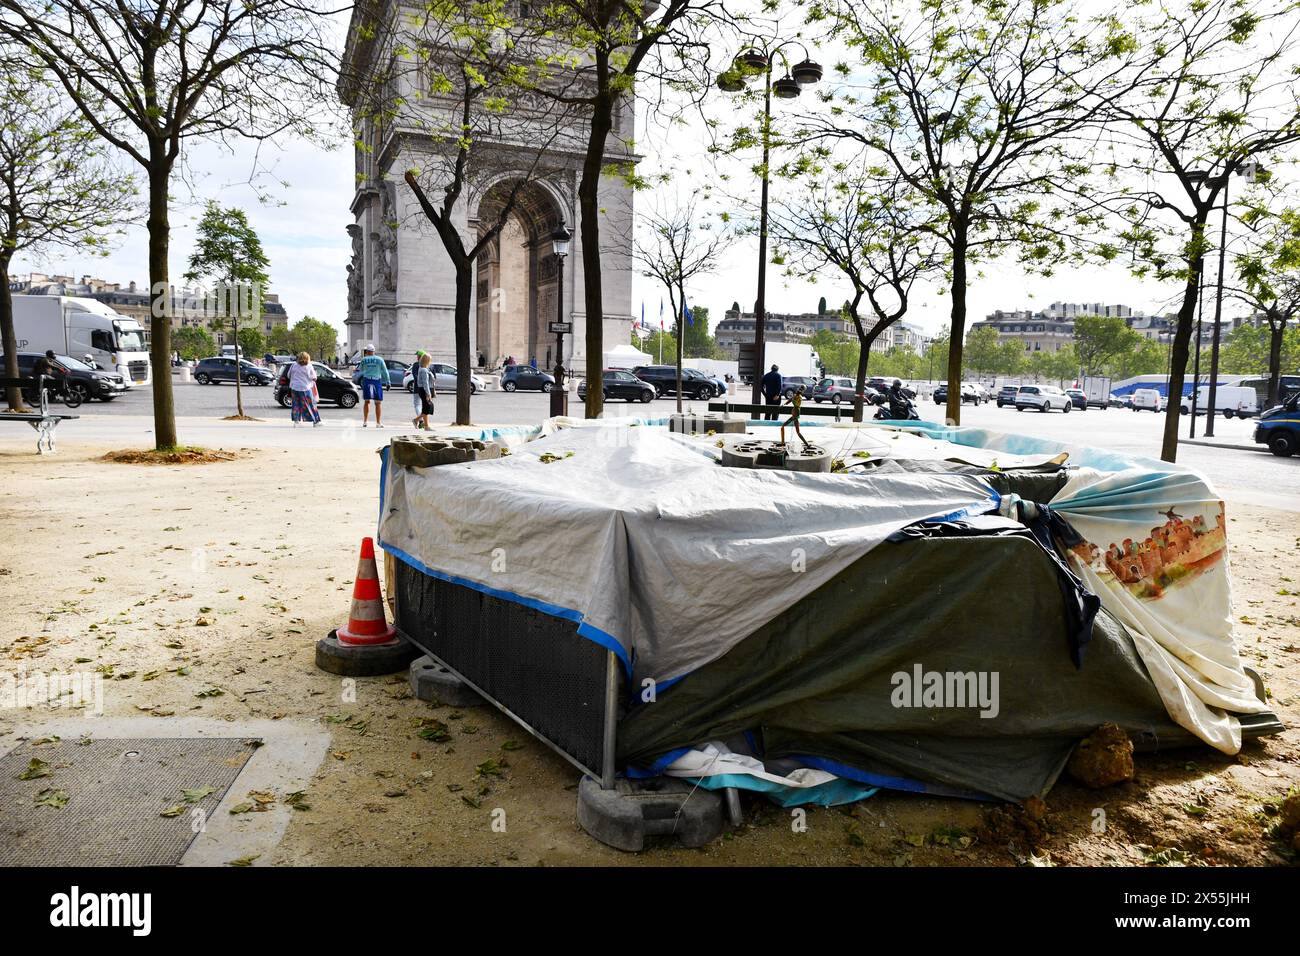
[[357, 344, 388, 427]]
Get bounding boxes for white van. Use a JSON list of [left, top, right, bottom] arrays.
[[1210, 385, 1258, 419], [1179, 385, 1258, 418], [1131, 388, 1164, 412]]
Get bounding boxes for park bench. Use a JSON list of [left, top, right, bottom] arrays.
[[0, 375, 79, 454]]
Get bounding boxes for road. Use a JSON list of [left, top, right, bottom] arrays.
[[71, 376, 713, 425], [23, 379, 1300, 511]]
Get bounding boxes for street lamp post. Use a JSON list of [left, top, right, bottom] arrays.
[[717, 42, 822, 405], [1188, 162, 1264, 437], [1189, 260, 1204, 439], [549, 223, 571, 418]]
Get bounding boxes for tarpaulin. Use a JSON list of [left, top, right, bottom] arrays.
[[379, 425, 999, 685], [1051, 467, 1269, 752]]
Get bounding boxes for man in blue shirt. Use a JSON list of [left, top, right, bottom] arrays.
[[357, 345, 388, 428]]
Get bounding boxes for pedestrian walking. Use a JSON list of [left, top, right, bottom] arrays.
[[288, 351, 322, 427], [414, 353, 435, 430], [408, 349, 426, 422], [761, 364, 783, 421], [357, 344, 387, 428]]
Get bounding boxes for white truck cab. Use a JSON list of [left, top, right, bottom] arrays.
[[11, 295, 151, 387]]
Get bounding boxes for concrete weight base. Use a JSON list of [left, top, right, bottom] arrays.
[[576, 775, 724, 852]]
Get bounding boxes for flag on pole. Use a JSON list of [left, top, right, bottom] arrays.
[[683, 299, 694, 327], [659, 297, 664, 331]]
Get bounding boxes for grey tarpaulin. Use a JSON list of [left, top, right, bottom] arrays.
[[379, 426, 1000, 685]]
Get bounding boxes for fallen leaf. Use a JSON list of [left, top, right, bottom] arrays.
[[34, 788, 68, 809], [17, 758, 50, 781]]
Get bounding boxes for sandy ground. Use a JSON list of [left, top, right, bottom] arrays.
[[1, 440, 1297, 867]]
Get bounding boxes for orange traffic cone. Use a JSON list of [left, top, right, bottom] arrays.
[[336, 537, 397, 646]]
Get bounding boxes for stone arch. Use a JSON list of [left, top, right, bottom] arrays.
[[473, 176, 567, 370]]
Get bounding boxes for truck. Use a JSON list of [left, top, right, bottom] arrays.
[[737, 341, 820, 384], [10, 294, 151, 386], [1081, 374, 1111, 409]]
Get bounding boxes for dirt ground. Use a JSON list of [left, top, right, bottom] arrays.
[[1, 442, 1297, 866]]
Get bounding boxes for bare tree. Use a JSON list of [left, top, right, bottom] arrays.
[[770, 163, 941, 421], [0, 0, 341, 449], [634, 186, 733, 411], [0, 64, 135, 411]]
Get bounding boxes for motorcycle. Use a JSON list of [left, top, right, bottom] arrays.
[[871, 391, 920, 421]]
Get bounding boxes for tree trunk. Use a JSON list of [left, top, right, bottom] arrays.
[[148, 152, 177, 449], [455, 262, 473, 425], [1266, 319, 1284, 408], [1160, 240, 1205, 462], [0, 257, 23, 411], [579, 81, 613, 420], [945, 230, 968, 426]]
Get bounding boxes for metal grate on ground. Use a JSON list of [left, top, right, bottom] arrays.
[[0, 737, 259, 866]]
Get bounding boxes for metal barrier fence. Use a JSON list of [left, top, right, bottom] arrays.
[[393, 560, 620, 786]]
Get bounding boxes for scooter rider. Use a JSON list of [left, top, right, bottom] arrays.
[[876, 379, 918, 421]]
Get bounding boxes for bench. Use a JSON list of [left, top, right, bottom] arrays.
[[0, 376, 79, 454]]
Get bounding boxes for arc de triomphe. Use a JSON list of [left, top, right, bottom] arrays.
[[338, 2, 636, 371]]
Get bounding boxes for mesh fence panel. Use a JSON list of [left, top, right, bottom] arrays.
[[394, 559, 612, 777]]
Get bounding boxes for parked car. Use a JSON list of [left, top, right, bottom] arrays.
[[352, 358, 409, 389], [686, 367, 728, 396], [934, 383, 982, 405], [500, 365, 555, 392], [194, 356, 275, 386], [577, 369, 656, 403], [781, 375, 817, 400], [9, 351, 127, 402], [630, 365, 715, 399], [1064, 388, 1089, 410], [401, 363, 487, 393], [681, 367, 724, 398], [1130, 388, 1164, 412], [275, 362, 360, 408], [1015, 384, 1072, 412], [810, 376, 858, 404], [996, 384, 1020, 407], [1253, 390, 1299, 457]]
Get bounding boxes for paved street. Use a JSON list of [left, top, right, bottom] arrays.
[[71, 376, 717, 425], [25, 379, 1298, 511]]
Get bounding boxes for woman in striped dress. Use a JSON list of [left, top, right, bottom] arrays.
[[288, 352, 322, 426]]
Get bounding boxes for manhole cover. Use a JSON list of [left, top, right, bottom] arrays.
[[0, 737, 259, 866]]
